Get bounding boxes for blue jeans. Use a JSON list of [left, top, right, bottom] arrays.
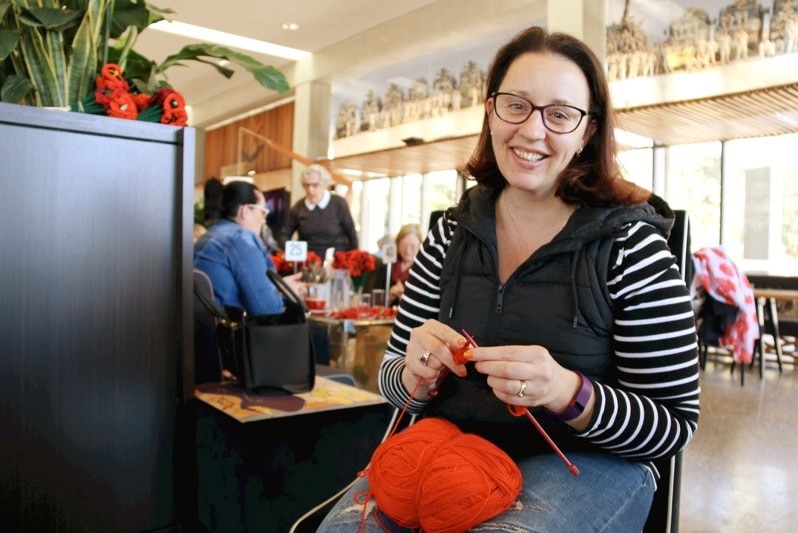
[[317, 452, 655, 532]]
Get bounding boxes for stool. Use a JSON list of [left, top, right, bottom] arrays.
[[754, 296, 784, 376], [731, 296, 784, 383]]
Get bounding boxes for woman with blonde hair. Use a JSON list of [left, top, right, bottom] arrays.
[[372, 223, 423, 306]]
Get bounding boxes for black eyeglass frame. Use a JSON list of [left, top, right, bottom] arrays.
[[490, 91, 592, 134]]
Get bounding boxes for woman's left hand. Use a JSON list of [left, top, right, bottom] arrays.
[[465, 344, 581, 415]]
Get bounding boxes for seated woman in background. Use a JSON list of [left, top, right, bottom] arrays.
[[194, 180, 305, 316], [372, 223, 423, 306]]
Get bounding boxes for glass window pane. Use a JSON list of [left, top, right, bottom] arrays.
[[723, 133, 798, 274], [360, 178, 391, 252], [663, 142, 721, 253], [401, 174, 423, 225], [618, 148, 654, 190], [422, 170, 460, 233]]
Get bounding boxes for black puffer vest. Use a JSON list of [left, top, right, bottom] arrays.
[[425, 185, 673, 459]]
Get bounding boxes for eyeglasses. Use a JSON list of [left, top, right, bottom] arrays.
[[302, 181, 321, 189], [247, 204, 269, 216], [491, 92, 590, 134]]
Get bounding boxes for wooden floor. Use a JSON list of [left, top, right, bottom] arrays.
[[679, 347, 797, 532]]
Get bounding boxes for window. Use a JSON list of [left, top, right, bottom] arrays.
[[663, 142, 722, 253], [353, 170, 462, 253], [722, 133, 798, 274], [617, 147, 654, 190]]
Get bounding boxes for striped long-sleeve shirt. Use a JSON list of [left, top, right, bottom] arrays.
[[378, 210, 700, 463]]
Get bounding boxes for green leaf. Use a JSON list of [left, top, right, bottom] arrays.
[[66, 2, 99, 103], [0, 74, 34, 103], [109, 0, 165, 38], [110, 24, 137, 72], [46, 26, 68, 100], [0, 28, 22, 61], [17, 21, 62, 106], [0, 2, 10, 19], [18, 7, 83, 31], [157, 43, 290, 93], [106, 43, 156, 89]]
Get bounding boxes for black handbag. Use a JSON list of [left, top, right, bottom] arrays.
[[193, 269, 315, 394]]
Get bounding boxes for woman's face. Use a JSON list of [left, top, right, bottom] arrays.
[[240, 191, 268, 234], [486, 52, 595, 197], [398, 233, 421, 263]]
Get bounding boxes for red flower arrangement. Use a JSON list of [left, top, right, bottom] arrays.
[[332, 250, 376, 278], [70, 63, 188, 126], [270, 250, 323, 275]]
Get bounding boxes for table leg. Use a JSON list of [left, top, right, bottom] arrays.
[[766, 297, 784, 373], [756, 297, 766, 379]]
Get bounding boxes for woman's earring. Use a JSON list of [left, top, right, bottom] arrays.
[[576, 147, 583, 157]]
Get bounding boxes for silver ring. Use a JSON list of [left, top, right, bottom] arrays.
[[516, 379, 527, 398], [419, 350, 431, 366]]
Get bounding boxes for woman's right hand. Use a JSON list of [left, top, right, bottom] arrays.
[[401, 319, 468, 399]]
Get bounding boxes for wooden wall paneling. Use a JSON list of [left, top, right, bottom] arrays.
[[203, 102, 294, 181]]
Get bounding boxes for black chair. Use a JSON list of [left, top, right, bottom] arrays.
[[642, 208, 690, 533], [194, 268, 352, 387], [193, 268, 225, 384]]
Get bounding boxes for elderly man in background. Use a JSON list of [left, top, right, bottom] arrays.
[[279, 164, 359, 257]]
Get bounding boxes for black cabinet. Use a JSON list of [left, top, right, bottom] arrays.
[[0, 103, 194, 531], [194, 381, 392, 532]]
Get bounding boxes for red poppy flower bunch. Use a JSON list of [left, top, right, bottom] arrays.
[[71, 63, 188, 126], [270, 250, 323, 275], [332, 250, 376, 278]]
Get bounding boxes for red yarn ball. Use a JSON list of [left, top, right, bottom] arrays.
[[369, 418, 461, 528], [368, 418, 522, 532]]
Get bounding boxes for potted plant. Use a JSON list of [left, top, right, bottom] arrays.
[[0, 0, 289, 113]]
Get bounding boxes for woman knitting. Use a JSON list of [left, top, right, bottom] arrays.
[[319, 26, 699, 532]]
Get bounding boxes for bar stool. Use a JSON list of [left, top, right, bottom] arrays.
[[754, 296, 784, 376], [732, 295, 784, 382]]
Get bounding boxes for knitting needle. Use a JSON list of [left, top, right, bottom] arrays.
[[462, 329, 580, 477]]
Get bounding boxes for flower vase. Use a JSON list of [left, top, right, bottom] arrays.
[[329, 269, 354, 311]]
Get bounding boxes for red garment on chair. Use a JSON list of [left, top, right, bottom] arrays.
[[693, 246, 759, 363]]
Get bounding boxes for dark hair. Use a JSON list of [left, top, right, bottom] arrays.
[[465, 26, 649, 206], [203, 177, 224, 223], [218, 180, 260, 219]]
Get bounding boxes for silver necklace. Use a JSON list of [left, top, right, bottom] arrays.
[[502, 191, 571, 258], [502, 191, 533, 258], [503, 193, 524, 236]]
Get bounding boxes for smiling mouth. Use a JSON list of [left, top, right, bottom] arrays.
[[512, 148, 544, 162]]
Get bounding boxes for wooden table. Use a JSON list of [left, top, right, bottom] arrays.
[[195, 375, 387, 422], [194, 377, 391, 532], [310, 315, 395, 392], [753, 288, 798, 301]]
